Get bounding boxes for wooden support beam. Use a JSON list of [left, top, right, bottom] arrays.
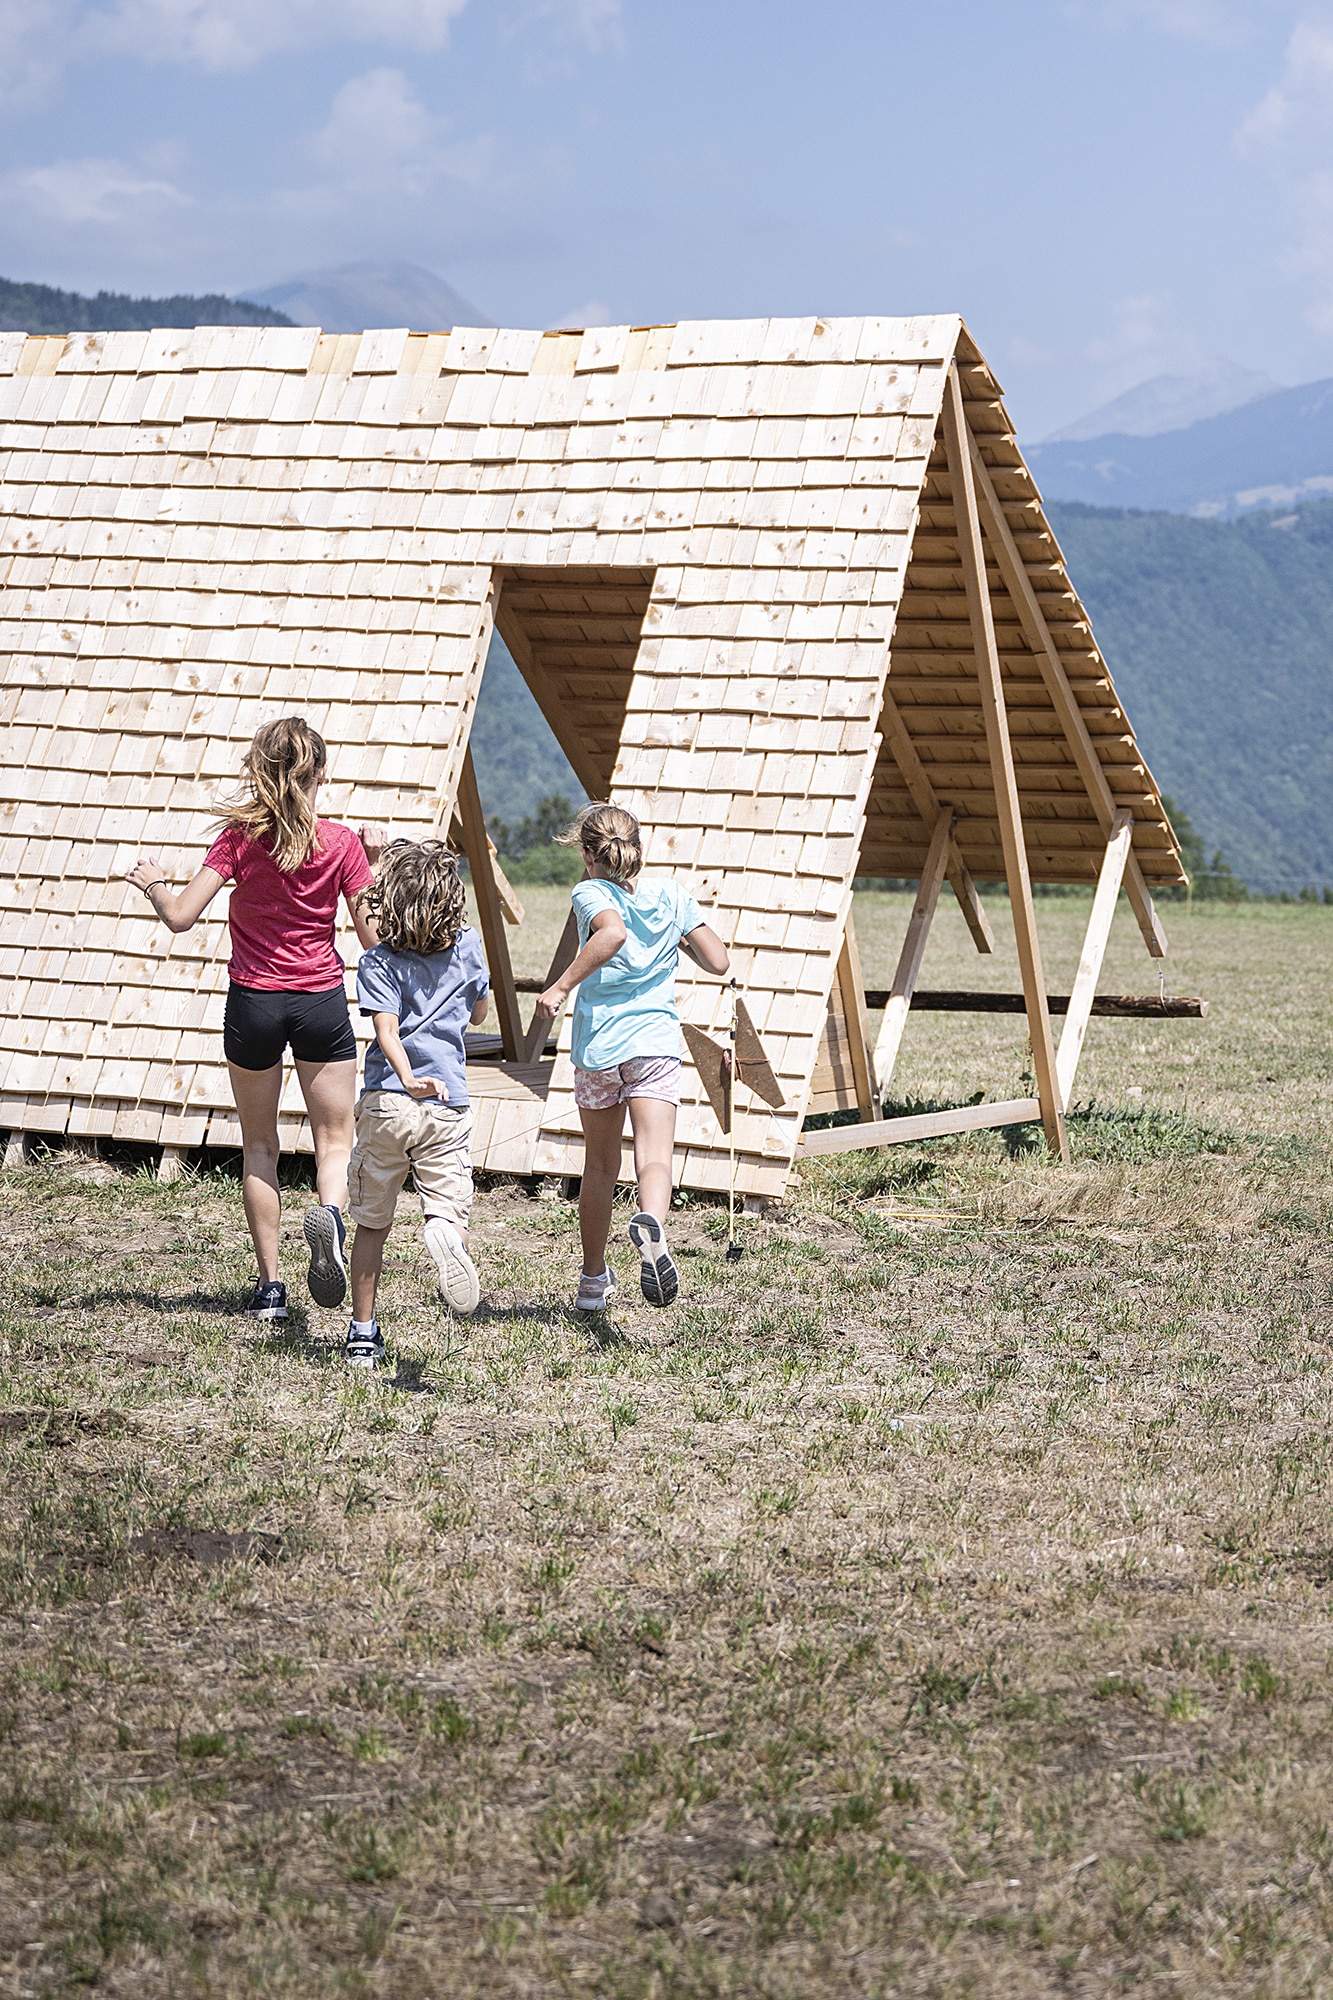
[[966, 427, 1168, 959], [492, 598, 607, 803], [156, 1144, 185, 1184], [456, 748, 524, 1060], [835, 911, 878, 1121], [2, 1130, 29, 1170], [448, 816, 524, 926], [520, 908, 580, 1062], [880, 691, 994, 952], [798, 1096, 1041, 1159], [872, 805, 954, 1098], [1055, 809, 1134, 1111], [943, 364, 1069, 1163]]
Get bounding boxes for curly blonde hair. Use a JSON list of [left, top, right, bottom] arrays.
[[365, 840, 468, 955], [556, 803, 642, 885], [218, 717, 326, 872]]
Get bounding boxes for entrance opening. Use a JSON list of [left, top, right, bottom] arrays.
[[455, 565, 657, 1080]]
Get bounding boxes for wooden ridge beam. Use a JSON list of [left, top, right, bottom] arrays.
[[943, 363, 1068, 1163], [965, 427, 1169, 958]]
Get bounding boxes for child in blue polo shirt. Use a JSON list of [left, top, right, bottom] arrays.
[[344, 840, 490, 1368], [533, 803, 730, 1313]]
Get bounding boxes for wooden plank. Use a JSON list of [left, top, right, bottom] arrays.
[[1055, 809, 1134, 1109], [879, 691, 993, 951], [456, 747, 523, 1060], [965, 427, 1169, 957], [943, 363, 1069, 1162], [872, 805, 953, 1098], [520, 907, 579, 1062], [834, 911, 877, 1121], [448, 814, 524, 925], [863, 989, 1208, 1019], [798, 1096, 1042, 1158]]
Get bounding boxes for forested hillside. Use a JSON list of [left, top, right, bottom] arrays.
[[0, 276, 293, 334], [1050, 499, 1333, 893]]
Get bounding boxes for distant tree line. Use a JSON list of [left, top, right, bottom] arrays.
[[0, 276, 293, 335]]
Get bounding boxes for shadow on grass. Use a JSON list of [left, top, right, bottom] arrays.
[[14, 1286, 261, 1318]]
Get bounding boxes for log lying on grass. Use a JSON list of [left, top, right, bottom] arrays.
[[862, 990, 1208, 1019]]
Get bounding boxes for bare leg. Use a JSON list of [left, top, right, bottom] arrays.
[[578, 1104, 627, 1276], [626, 1094, 677, 1221], [227, 1060, 284, 1282], [350, 1223, 390, 1323], [294, 1057, 358, 1210]]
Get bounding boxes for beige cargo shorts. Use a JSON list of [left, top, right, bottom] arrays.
[[347, 1091, 474, 1231]]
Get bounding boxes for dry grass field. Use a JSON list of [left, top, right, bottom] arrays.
[[3, 888, 1333, 1998]]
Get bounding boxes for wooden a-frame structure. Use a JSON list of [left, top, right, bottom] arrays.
[[0, 317, 1184, 1193]]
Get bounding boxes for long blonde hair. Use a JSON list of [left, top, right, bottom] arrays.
[[366, 841, 467, 955], [556, 802, 642, 886], [220, 717, 327, 872]]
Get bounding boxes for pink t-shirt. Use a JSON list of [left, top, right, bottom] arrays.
[[203, 820, 374, 992]]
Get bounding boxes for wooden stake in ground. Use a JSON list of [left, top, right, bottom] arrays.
[[682, 986, 782, 1259], [942, 363, 1069, 1163]]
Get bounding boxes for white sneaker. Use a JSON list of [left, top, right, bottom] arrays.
[[575, 1268, 617, 1313], [423, 1217, 480, 1314], [628, 1212, 678, 1307]]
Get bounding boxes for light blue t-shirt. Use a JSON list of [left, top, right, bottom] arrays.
[[569, 879, 705, 1072], [356, 929, 489, 1105]]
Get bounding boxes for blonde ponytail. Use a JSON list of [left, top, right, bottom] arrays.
[[557, 802, 642, 885], [219, 717, 327, 871]]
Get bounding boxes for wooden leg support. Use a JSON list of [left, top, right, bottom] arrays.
[[156, 1144, 186, 1184], [881, 692, 994, 954], [835, 912, 878, 1121], [521, 908, 580, 1062], [943, 364, 1069, 1162], [3, 1130, 29, 1170], [872, 806, 954, 1099], [1055, 810, 1134, 1111]]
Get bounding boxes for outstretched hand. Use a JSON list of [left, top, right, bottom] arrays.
[[359, 825, 389, 868], [126, 854, 166, 892]]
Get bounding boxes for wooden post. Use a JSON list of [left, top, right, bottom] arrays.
[[156, 1144, 185, 1184], [872, 805, 954, 1098], [2, 1130, 28, 1170], [965, 429, 1167, 960], [520, 908, 580, 1063], [880, 691, 994, 953], [835, 911, 878, 1121], [942, 364, 1069, 1163], [1055, 809, 1134, 1111], [456, 748, 524, 1061]]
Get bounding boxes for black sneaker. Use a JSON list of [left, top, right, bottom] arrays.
[[344, 1321, 387, 1371], [628, 1212, 679, 1307], [303, 1204, 348, 1309], [244, 1280, 288, 1321]]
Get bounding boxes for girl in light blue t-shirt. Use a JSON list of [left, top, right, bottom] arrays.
[[533, 804, 729, 1312]]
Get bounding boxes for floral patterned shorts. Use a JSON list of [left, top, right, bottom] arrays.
[[574, 1055, 682, 1111]]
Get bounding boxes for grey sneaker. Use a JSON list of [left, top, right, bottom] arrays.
[[628, 1212, 678, 1307], [423, 1217, 480, 1315], [244, 1279, 288, 1321], [574, 1268, 617, 1313], [303, 1204, 347, 1309], [344, 1321, 386, 1370]]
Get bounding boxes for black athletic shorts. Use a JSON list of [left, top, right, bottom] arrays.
[[223, 983, 357, 1072]]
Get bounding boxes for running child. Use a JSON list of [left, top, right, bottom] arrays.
[[344, 839, 490, 1369], [126, 717, 381, 1321], [533, 803, 729, 1312]]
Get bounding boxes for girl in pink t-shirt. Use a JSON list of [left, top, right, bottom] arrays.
[[127, 717, 383, 1323]]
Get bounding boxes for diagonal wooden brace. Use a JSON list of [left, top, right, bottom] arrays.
[[872, 805, 954, 1099], [881, 691, 994, 954], [1055, 809, 1134, 1112]]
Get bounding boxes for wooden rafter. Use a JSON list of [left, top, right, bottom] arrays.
[[943, 364, 1069, 1163], [965, 429, 1168, 959]]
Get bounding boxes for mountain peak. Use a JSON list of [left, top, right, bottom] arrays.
[[237, 260, 492, 334], [1043, 361, 1281, 444]]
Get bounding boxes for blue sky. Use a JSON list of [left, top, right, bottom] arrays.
[[2, 0, 1332, 434]]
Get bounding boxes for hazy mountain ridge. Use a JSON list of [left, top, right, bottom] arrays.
[[1049, 498, 1333, 893], [0, 276, 294, 335], [1042, 362, 1279, 443], [240, 261, 490, 334], [1030, 378, 1333, 517]]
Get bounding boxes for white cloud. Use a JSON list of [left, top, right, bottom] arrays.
[[1236, 12, 1333, 330], [2, 154, 191, 225], [308, 68, 498, 194], [1067, 0, 1286, 43]]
